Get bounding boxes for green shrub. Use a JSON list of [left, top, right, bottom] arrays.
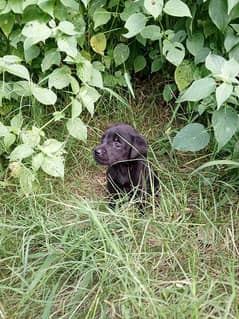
[[0, 0, 239, 192]]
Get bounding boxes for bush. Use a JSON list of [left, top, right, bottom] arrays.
[[0, 0, 239, 192]]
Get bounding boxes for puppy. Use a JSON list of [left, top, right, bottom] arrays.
[[94, 123, 159, 205]]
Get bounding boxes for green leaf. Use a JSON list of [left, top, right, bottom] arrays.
[[216, 82, 233, 109], [32, 153, 44, 171], [163, 39, 185, 66], [66, 117, 87, 141], [224, 27, 239, 52], [31, 86, 57, 105], [163, 84, 174, 102], [173, 123, 210, 152], [209, 0, 229, 31], [141, 25, 161, 40], [21, 127, 41, 147], [71, 98, 82, 118], [39, 139, 64, 155], [88, 68, 103, 89], [212, 107, 238, 150], [163, 0, 191, 17], [134, 55, 147, 72], [22, 21, 52, 45], [41, 50, 61, 72], [178, 77, 216, 102], [8, 0, 23, 13], [192, 159, 239, 175], [93, 8, 111, 29], [123, 13, 146, 38], [14, 81, 31, 97], [78, 86, 100, 116], [205, 53, 225, 75], [113, 43, 130, 66], [24, 44, 40, 63], [174, 60, 194, 92], [5, 64, 30, 80], [58, 21, 77, 35], [41, 155, 64, 178], [4, 133, 16, 148], [48, 66, 71, 89], [10, 144, 34, 161], [186, 33, 204, 56], [10, 113, 23, 131], [60, 0, 79, 10], [57, 36, 78, 58], [0, 13, 15, 37], [144, 0, 163, 19], [228, 0, 239, 14], [90, 33, 106, 55], [38, 0, 55, 17], [0, 123, 9, 137], [19, 167, 35, 195]]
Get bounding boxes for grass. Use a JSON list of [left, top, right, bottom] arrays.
[[0, 86, 239, 318]]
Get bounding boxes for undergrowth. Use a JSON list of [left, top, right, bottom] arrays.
[[0, 90, 239, 318]]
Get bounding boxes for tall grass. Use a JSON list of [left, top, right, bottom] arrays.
[[0, 164, 238, 318]]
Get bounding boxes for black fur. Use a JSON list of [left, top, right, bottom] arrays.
[[94, 123, 159, 204]]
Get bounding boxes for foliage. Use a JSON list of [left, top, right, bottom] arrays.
[[1, 0, 239, 192]]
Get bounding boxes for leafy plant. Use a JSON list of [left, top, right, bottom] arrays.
[[1, 0, 239, 192]]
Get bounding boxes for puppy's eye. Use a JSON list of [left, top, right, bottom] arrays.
[[113, 136, 120, 142]]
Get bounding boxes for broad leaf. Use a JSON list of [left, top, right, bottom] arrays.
[[209, 0, 229, 31], [10, 144, 34, 161], [93, 8, 111, 29], [178, 77, 216, 102], [212, 107, 238, 150], [0, 13, 15, 37], [41, 50, 61, 72], [216, 82, 233, 109], [21, 127, 41, 147], [48, 66, 71, 89], [0, 123, 9, 137], [66, 117, 87, 141], [134, 55, 147, 72], [57, 36, 78, 58], [186, 33, 204, 56], [90, 33, 106, 55], [163, 0, 191, 17], [32, 86, 57, 105], [124, 13, 146, 38], [141, 25, 161, 40], [19, 167, 35, 195], [71, 98, 82, 118], [39, 139, 64, 155], [173, 123, 210, 152], [5, 64, 30, 80], [163, 39, 185, 66], [78, 86, 100, 116], [113, 43, 130, 66], [22, 21, 52, 45], [58, 21, 77, 35], [205, 53, 225, 75], [4, 133, 16, 149], [227, 0, 239, 14], [174, 60, 194, 92], [41, 155, 64, 178], [144, 0, 164, 19]]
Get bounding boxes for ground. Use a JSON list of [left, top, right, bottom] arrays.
[[0, 82, 239, 318]]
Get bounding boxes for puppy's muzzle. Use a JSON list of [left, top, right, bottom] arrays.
[[94, 146, 108, 164]]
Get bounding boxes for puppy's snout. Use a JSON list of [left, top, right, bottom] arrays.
[[94, 147, 105, 156]]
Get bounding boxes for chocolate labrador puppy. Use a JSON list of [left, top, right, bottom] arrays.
[[94, 123, 159, 205]]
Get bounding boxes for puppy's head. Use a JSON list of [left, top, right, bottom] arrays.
[[94, 123, 147, 166]]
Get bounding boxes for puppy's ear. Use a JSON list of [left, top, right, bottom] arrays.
[[130, 134, 148, 158]]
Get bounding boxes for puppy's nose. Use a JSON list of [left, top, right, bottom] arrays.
[[94, 147, 105, 156]]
